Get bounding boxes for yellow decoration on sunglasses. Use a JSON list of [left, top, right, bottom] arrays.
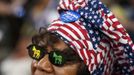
[[32, 46, 41, 59]]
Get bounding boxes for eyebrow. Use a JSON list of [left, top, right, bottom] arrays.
[[53, 47, 81, 61], [52, 47, 73, 54]]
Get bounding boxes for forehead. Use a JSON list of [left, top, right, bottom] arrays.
[[32, 30, 70, 52], [47, 40, 69, 52]]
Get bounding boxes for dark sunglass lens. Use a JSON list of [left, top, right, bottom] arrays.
[[49, 51, 66, 66], [27, 44, 47, 61]]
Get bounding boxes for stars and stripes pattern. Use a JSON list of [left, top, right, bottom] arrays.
[[57, 0, 88, 11], [47, 0, 134, 75]]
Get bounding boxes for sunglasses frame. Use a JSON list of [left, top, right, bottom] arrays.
[[27, 44, 66, 66]]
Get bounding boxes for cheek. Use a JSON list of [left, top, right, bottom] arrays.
[[54, 63, 80, 75]]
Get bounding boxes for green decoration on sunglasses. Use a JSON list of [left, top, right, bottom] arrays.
[[49, 51, 66, 66], [27, 44, 66, 66], [53, 52, 63, 64]]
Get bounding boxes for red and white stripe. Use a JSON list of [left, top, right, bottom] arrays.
[[47, 19, 104, 73], [58, 0, 88, 11], [47, 0, 134, 74]]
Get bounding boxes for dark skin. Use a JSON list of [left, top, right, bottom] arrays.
[[29, 29, 90, 75], [31, 40, 81, 75]]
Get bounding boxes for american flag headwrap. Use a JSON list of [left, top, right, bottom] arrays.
[[57, 0, 88, 11], [47, 0, 134, 75]]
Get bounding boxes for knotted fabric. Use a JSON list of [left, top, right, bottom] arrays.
[[47, 0, 134, 75]]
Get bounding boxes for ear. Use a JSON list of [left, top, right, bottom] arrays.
[[77, 62, 90, 75]]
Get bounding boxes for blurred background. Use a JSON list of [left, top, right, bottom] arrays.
[[0, 0, 133, 75]]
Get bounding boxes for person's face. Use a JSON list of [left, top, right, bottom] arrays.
[[31, 40, 81, 75]]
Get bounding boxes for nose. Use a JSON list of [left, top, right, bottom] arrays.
[[35, 55, 54, 73]]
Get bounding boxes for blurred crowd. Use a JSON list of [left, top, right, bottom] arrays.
[[0, 0, 133, 75]]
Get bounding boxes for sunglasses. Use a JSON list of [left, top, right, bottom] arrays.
[[27, 44, 80, 67]]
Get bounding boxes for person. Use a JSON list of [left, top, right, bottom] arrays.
[[27, 28, 91, 75], [27, 0, 134, 75]]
